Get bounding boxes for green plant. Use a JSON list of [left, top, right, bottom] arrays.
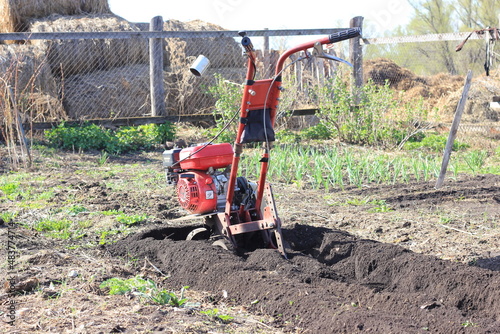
[[368, 200, 394, 213], [163, 286, 189, 307], [0, 211, 17, 223], [97, 230, 122, 245], [116, 213, 148, 226], [200, 308, 234, 323], [439, 216, 453, 224], [461, 320, 476, 328], [275, 129, 301, 144], [33, 219, 73, 239], [44, 122, 176, 154], [66, 205, 87, 216], [300, 123, 332, 140], [404, 134, 469, 152], [463, 150, 488, 174], [97, 151, 109, 166], [99, 276, 188, 306], [206, 73, 242, 143], [0, 182, 20, 200], [45, 122, 118, 152], [100, 209, 124, 216], [315, 78, 426, 147]]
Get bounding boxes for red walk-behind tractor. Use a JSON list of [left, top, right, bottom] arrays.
[[164, 28, 361, 258]]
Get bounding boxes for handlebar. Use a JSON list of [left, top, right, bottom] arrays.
[[275, 27, 361, 75], [328, 27, 362, 44]]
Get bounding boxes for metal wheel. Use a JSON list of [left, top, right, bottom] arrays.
[[186, 227, 210, 241], [212, 238, 229, 250]]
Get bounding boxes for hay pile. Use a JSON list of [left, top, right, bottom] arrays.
[[29, 14, 148, 76], [0, 44, 57, 95], [164, 19, 243, 69], [364, 58, 469, 121], [0, 0, 111, 32], [158, 20, 245, 115], [364, 58, 422, 91], [0, 44, 65, 121], [0, 2, 246, 121], [63, 64, 152, 119], [438, 76, 500, 122], [62, 64, 202, 119]]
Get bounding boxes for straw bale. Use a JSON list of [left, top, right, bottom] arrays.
[[62, 64, 152, 119], [29, 14, 148, 76], [0, 0, 111, 32], [0, 44, 58, 97], [171, 66, 245, 115], [62, 64, 246, 119], [164, 19, 243, 69]]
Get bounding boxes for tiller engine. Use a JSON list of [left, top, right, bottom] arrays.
[[164, 28, 361, 258]]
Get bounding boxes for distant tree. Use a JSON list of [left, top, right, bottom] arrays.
[[457, 0, 500, 28], [364, 0, 500, 76], [407, 0, 458, 74]]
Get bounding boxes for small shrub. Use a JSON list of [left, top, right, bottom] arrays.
[[44, 122, 176, 154], [200, 308, 234, 323], [315, 78, 429, 148], [206, 73, 242, 143], [300, 123, 332, 140], [404, 134, 469, 152], [276, 129, 301, 144], [116, 213, 148, 226]]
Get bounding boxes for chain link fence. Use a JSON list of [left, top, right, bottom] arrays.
[[0, 14, 352, 126], [1, 14, 499, 134], [362, 32, 500, 125]]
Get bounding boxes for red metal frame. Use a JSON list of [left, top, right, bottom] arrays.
[[215, 30, 360, 258]]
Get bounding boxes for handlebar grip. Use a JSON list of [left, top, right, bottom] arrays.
[[328, 27, 361, 44]]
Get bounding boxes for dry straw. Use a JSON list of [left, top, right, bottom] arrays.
[[0, 44, 65, 122], [29, 14, 149, 76], [164, 19, 243, 69], [0, 0, 111, 32], [63, 64, 152, 119]]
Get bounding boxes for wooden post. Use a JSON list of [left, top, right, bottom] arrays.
[[349, 16, 364, 104], [263, 28, 270, 77], [149, 16, 166, 116], [435, 70, 473, 189]]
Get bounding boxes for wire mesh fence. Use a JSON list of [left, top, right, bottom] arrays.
[[1, 15, 499, 131], [0, 17, 354, 126]]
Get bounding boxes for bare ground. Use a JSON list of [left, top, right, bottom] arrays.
[[1, 150, 499, 333]]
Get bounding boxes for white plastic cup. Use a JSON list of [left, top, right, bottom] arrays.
[[190, 55, 210, 76]]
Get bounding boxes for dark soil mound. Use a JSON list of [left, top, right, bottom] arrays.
[[109, 224, 500, 333]]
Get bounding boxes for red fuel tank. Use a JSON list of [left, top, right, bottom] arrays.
[[179, 143, 233, 170]]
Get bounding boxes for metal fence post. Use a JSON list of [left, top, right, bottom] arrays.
[[349, 16, 364, 104], [150, 16, 166, 116]]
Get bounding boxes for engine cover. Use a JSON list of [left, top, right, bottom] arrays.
[[176, 171, 218, 214]]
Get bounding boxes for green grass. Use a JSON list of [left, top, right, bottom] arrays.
[[33, 219, 73, 239]]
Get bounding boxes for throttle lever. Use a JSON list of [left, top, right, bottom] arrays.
[[312, 42, 353, 67]]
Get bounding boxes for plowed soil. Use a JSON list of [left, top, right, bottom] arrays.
[[2, 150, 499, 333]]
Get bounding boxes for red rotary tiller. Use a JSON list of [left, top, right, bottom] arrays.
[[164, 28, 361, 258]]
